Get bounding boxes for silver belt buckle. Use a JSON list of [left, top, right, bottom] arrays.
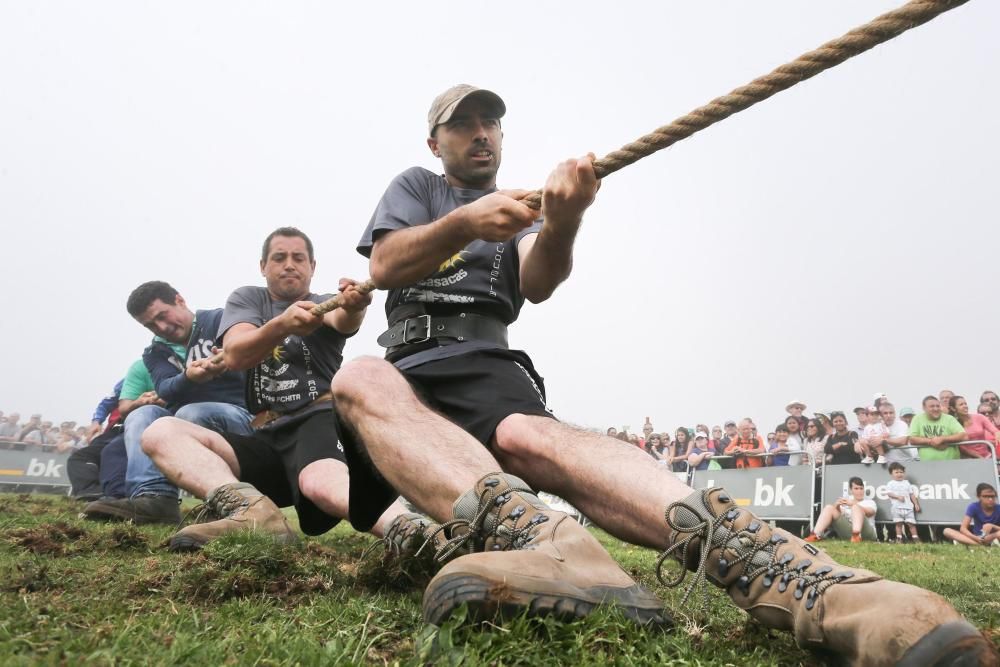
[[402, 314, 432, 344]]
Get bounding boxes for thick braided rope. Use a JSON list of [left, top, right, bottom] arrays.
[[519, 0, 969, 210], [309, 279, 377, 316], [209, 0, 968, 350]]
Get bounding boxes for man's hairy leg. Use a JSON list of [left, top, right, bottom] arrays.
[[493, 414, 690, 549], [298, 458, 411, 538], [141, 417, 240, 498], [332, 356, 501, 522]]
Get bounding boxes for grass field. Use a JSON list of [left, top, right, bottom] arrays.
[[0, 493, 997, 666]]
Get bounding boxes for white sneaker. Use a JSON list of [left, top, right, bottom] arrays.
[[876, 455, 887, 464], [860, 456, 874, 464]]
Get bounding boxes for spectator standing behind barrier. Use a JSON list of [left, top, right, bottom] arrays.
[[0, 412, 20, 445], [802, 418, 829, 465], [908, 396, 966, 461], [979, 390, 1000, 429], [806, 476, 877, 543], [878, 402, 918, 463], [687, 431, 713, 470], [669, 427, 691, 472], [899, 406, 916, 427], [768, 424, 794, 466], [783, 415, 804, 462], [825, 411, 861, 465], [851, 406, 869, 438], [942, 483, 1000, 546], [885, 462, 921, 543], [718, 420, 738, 469], [948, 396, 997, 459], [23, 421, 53, 448], [644, 433, 667, 463], [785, 400, 808, 433], [939, 389, 955, 411], [709, 425, 723, 453], [858, 405, 889, 464], [724, 418, 766, 468], [15, 414, 42, 449]]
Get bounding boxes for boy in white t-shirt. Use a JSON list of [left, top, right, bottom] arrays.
[[858, 405, 889, 464], [885, 462, 921, 542], [806, 476, 878, 542]]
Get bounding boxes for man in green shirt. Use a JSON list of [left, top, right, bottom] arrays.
[[908, 395, 966, 461]]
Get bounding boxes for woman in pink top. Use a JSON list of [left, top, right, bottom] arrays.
[[949, 396, 997, 458]]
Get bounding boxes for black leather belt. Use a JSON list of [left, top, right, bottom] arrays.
[[377, 312, 508, 349]]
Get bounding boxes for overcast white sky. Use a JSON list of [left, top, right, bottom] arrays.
[[1, 1, 997, 435]]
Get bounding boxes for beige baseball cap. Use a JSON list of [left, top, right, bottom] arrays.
[[427, 84, 506, 136]]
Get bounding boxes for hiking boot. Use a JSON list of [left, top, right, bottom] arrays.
[[82, 495, 181, 525], [168, 482, 297, 552], [658, 487, 998, 666], [422, 472, 669, 628], [360, 512, 463, 588]]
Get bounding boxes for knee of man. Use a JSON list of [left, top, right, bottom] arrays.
[[332, 355, 395, 402], [141, 417, 182, 456], [494, 413, 542, 456], [297, 465, 340, 506]]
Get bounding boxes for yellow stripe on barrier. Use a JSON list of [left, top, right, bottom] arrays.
[[0, 469, 25, 475]]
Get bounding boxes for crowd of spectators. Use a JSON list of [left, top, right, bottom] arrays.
[[608, 389, 1000, 471], [0, 410, 92, 453], [606, 389, 1000, 544]]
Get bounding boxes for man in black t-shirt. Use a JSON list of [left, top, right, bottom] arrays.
[[141, 227, 411, 551], [330, 85, 993, 664]]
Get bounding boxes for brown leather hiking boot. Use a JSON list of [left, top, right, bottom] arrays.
[[168, 482, 298, 552], [422, 473, 669, 628], [82, 494, 181, 525], [359, 512, 463, 588], [659, 487, 998, 666]]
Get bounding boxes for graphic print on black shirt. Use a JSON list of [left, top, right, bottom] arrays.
[[219, 286, 348, 416]]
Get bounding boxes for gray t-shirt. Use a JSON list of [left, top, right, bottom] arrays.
[[357, 166, 542, 369], [219, 286, 351, 422]]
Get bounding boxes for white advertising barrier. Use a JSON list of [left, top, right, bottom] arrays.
[[0, 447, 72, 489], [688, 453, 816, 521], [820, 442, 999, 525]]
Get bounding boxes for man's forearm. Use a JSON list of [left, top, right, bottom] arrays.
[[370, 210, 474, 289], [519, 225, 576, 303], [225, 319, 291, 371], [330, 308, 365, 336], [943, 432, 967, 444]]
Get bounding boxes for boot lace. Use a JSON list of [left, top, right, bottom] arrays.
[[361, 514, 432, 562], [209, 486, 251, 519], [656, 489, 854, 612], [429, 481, 549, 564]]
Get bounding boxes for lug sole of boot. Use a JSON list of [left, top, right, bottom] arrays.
[[81, 505, 135, 523], [896, 620, 999, 666], [423, 573, 671, 628], [168, 530, 300, 553]]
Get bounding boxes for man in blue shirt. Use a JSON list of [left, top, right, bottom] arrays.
[[83, 282, 252, 524]]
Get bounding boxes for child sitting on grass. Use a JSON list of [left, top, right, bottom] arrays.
[[885, 462, 921, 542], [805, 476, 877, 543], [943, 483, 999, 546]]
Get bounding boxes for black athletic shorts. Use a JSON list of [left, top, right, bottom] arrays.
[[225, 409, 347, 536], [345, 348, 556, 531]]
